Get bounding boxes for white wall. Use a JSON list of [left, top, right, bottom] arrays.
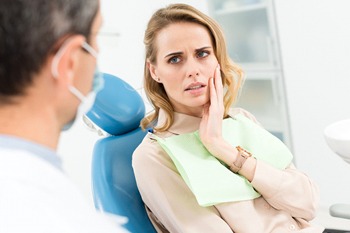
[[274, 0, 350, 209]]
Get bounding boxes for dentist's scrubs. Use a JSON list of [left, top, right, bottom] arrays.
[[0, 135, 129, 233]]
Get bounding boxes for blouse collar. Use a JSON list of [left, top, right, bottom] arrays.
[[157, 109, 202, 135]]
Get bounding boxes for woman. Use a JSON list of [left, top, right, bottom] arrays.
[[133, 3, 324, 233]]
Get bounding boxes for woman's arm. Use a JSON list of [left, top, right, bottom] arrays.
[[132, 139, 234, 233], [250, 161, 319, 220], [198, 65, 319, 221]]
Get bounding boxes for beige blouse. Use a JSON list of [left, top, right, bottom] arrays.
[[132, 108, 324, 233]]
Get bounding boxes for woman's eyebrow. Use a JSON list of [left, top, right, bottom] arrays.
[[164, 51, 183, 59], [195, 46, 212, 52], [164, 46, 212, 59]]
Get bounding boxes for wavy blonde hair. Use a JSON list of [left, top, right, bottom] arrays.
[[141, 3, 244, 132]]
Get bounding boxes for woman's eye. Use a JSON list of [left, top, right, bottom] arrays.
[[169, 56, 181, 64], [197, 50, 209, 58]]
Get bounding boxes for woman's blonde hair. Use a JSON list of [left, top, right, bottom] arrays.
[[141, 3, 244, 132]]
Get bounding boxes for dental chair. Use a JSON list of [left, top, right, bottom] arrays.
[[84, 73, 156, 233]]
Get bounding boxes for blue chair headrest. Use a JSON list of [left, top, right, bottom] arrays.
[[85, 73, 145, 136]]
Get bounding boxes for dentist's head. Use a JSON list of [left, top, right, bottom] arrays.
[[0, 2, 131, 232], [0, 0, 102, 149]]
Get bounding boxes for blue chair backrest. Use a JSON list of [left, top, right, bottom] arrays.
[[85, 73, 156, 233]]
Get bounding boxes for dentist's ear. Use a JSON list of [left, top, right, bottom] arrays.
[[51, 35, 86, 87], [147, 61, 161, 83]]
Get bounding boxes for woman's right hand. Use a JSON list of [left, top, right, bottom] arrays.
[[199, 64, 224, 153], [199, 64, 238, 166]]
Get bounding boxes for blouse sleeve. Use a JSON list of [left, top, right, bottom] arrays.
[[231, 108, 319, 220], [251, 162, 319, 220], [132, 136, 234, 233]]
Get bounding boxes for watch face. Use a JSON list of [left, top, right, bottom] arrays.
[[236, 146, 252, 158]]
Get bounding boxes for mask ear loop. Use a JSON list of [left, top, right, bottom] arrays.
[[51, 38, 75, 79], [81, 41, 98, 58], [68, 86, 86, 102], [51, 38, 86, 102]]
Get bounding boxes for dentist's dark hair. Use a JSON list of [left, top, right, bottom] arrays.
[[0, 0, 99, 104]]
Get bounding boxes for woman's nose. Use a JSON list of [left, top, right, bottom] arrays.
[[186, 59, 200, 78], [188, 72, 199, 78]]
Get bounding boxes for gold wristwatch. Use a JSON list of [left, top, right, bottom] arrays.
[[230, 146, 252, 173]]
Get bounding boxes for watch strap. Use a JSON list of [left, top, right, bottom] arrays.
[[230, 146, 252, 173]]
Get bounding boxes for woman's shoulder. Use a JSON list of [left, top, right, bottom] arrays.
[[132, 132, 178, 175], [133, 133, 172, 165], [133, 133, 161, 158]]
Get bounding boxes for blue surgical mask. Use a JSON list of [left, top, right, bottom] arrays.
[[92, 65, 104, 93], [81, 41, 104, 93], [51, 39, 104, 131]]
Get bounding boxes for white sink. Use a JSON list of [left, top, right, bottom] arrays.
[[324, 119, 350, 220], [324, 119, 350, 164]]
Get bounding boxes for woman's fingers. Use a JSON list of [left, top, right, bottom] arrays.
[[212, 64, 224, 116], [209, 77, 216, 105], [214, 64, 223, 103]]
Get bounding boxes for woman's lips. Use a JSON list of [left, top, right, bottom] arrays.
[[185, 84, 204, 91], [185, 83, 206, 95]]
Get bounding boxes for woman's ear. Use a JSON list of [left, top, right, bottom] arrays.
[[147, 61, 161, 83]]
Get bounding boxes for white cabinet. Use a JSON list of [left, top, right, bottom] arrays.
[[207, 0, 292, 149]]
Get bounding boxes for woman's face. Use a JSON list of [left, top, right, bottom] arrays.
[[149, 22, 218, 117]]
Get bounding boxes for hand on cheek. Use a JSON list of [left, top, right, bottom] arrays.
[[199, 64, 225, 157]]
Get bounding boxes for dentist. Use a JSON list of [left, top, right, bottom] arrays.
[[0, 0, 128, 232]]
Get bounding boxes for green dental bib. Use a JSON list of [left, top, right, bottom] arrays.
[[154, 114, 293, 207]]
